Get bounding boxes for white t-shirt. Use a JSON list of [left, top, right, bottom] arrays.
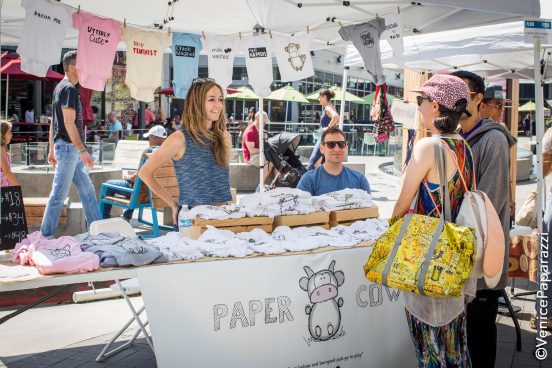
[[239, 35, 274, 97], [17, 0, 74, 77], [122, 26, 171, 102], [202, 36, 237, 91], [273, 35, 314, 82], [382, 13, 404, 63]]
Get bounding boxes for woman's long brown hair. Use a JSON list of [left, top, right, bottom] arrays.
[[182, 81, 229, 166], [1, 120, 12, 147]]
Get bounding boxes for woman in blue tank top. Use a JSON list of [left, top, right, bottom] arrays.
[[139, 78, 232, 224], [306, 89, 340, 171]]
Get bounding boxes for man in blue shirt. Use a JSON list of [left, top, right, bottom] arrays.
[[104, 111, 123, 143], [297, 126, 370, 196]]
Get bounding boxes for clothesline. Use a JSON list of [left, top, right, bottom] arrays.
[[55, 0, 403, 44]]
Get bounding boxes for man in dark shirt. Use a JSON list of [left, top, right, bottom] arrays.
[[40, 51, 101, 238]]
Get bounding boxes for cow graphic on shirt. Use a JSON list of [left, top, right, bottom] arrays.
[[46, 244, 72, 259], [299, 260, 345, 341]]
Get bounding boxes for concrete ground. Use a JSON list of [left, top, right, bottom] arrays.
[[1, 143, 551, 367]]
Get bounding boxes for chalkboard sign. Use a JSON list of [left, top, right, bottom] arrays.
[[0, 186, 28, 250]]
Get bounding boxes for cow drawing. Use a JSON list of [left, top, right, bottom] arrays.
[[299, 260, 345, 341]]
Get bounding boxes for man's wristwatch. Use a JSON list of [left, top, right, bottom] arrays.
[[78, 146, 87, 153]]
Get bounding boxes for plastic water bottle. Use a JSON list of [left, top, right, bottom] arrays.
[[82, 148, 99, 174], [178, 205, 193, 238]]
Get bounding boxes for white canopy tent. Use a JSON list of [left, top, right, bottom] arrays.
[[346, 21, 552, 80], [0, 0, 541, 187]]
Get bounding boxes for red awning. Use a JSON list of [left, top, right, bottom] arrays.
[[157, 86, 239, 96], [1, 57, 64, 81]]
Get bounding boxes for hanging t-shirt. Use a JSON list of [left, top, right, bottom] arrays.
[[122, 26, 171, 102], [240, 35, 274, 97], [382, 13, 404, 62], [16, 0, 74, 77], [72, 12, 122, 91], [339, 19, 386, 84], [172, 32, 202, 98], [273, 35, 314, 82], [202, 36, 237, 91]]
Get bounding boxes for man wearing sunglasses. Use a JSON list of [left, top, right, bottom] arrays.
[[480, 85, 510, 128], [297, 126, 370, 196]]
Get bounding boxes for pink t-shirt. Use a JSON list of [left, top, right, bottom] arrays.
[[13, 231, 99, 275], [72, 12, 122, 91]]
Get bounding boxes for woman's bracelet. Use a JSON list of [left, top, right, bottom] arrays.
[[78, 146, 87, 153]]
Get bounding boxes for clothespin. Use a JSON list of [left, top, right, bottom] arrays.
[[202, 31, 206, 39], [239, 32, 242, 40], [77, 5, 81, 13], [306, 25, 310, 34], [397, 6, 400, 14], [269, 30, 272, 39], [123, 18, 126, 28]]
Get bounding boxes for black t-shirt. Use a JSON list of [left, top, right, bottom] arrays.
[[52, 79, 83, 143]]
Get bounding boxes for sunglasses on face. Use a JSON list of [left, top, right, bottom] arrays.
[[484, 101, 503, 110], [416, 96, 432, 106], [322, 140, 347, 149]]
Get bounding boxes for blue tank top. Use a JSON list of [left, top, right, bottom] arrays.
[[320, 108, 331, 128], [172, 129, 232, 207]]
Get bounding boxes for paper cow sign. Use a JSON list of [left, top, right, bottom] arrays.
[[137, 246, 417, 368]]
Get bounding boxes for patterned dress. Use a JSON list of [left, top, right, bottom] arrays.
[[406, 137, 475, 368]]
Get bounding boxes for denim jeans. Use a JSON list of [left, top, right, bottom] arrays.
[[40, 140, 101, 237], [102, 179, 134, 220], [306, 130, 323, 171]]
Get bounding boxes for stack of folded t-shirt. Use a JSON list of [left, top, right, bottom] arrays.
[[76, 232, 162, 267], [313, 188, 374, 211], [240, 187, 317, 217], [12, 231, 100, 275]]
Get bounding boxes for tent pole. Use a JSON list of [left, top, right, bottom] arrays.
[[5, 74, 9, 120], [534, 39, 544, 237], [259, 97, 265, 192], [534, 39, 545, 331], [339, 66, 349, 130]]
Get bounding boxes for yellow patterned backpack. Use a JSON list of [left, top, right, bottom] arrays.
[[364, 141, 476, 297]]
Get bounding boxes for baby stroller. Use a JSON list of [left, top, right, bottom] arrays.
[[263, 132, 306, 189]]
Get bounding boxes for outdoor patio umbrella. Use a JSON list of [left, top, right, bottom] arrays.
[[518, 100, 550, 113], [266, 85, 308, 122], [266, 85, 309, 103], [305, 86, 363, 103], [361, 92, 398, 105], [225, 86, 260, 101], [1, 56, 64, 119]]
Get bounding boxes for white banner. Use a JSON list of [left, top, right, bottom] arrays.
[[138, 246, 417, 368]]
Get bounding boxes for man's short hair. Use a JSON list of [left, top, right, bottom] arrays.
[[321, 126, 346, 142], [450, 70, 485, 95], [62, 50, 77, 72]]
